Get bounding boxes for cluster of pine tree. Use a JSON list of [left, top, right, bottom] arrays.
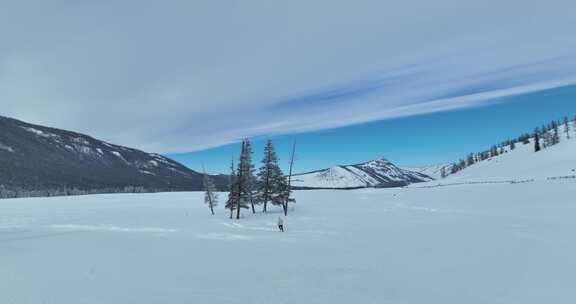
[[442, 115, 576, 178], [202, 139, 296, 219]]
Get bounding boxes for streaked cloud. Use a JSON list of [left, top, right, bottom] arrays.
[[1, 0, 575, 152]]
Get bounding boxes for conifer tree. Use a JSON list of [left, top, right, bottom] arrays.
[[225, 158, 238, 219], [202, 167, 218, 215], [240, 139, 257, 214], [490, 145, 498, 157], [564, 116, 570, 140], [551, 121, 560, 145], [534, 128, 541, 152], [256, 140, 288, 212], [521, 134, 530, 145], [230, 139, 253, 219], [466, 153, 475, 166]]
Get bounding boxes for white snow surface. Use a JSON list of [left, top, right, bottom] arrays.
[[2, 180, 576, 303], [0, 143, 14, 152], [111, 151, 129, 163], [21, 126, 58, 138]]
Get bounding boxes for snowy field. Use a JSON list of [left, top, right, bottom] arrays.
[[2, 180, 576, 304]]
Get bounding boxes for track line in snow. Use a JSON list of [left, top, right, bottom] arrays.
[[393, 203, 460, 214], [222, 222, 277, 232], [49, 224, 179, 233], [0, 217, 39, 230], [193, 233, 252, 241], [0, 231, 78, 243], [222, 222, 331, 236]]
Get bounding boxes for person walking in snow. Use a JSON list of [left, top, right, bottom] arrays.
[[277, 216, 284, 232]]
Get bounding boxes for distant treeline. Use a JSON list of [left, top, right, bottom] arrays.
[[0, 185, 170, 199]]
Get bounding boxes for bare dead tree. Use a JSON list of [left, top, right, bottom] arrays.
[[284, 140, 297, 216]]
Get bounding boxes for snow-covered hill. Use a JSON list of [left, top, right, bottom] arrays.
[[400, 164, 449, 179], [444, 138, 576, 182], [428, 124, 576, 184], [292, 157, 433, 189]]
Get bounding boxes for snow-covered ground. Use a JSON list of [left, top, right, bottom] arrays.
[[2, 179, 576, 303]]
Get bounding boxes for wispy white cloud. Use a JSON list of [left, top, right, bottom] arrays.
[[1, 1, 575, 152]]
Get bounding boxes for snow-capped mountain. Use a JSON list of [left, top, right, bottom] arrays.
[[292, 157, 433, 189], [0, 116, 226, 196]]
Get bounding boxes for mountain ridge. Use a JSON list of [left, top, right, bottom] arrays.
[[0, 115, 227, 198], [292, 157, 433, 189]]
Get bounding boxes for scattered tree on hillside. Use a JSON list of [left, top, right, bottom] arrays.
[[490, 145, 499, 157], [466, 153, 475, 167], [564, 116, 570, 140], [450, 163, 459, 174], [440, 166, 447, 178], [519, 134, 530, 145], [534, 128, 541, 152], [445, 115, 575, 177], [552, 121, 560, 145]]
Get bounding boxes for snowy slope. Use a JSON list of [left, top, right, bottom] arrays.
[[2, 180, 576, 303], [400, 163, 449, 179], [429, 128, 576, 184], [292, 157, 432, 189]]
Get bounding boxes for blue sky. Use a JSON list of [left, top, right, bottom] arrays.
[[168, 85, 576, 174], [2, 1, 576, 164]]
